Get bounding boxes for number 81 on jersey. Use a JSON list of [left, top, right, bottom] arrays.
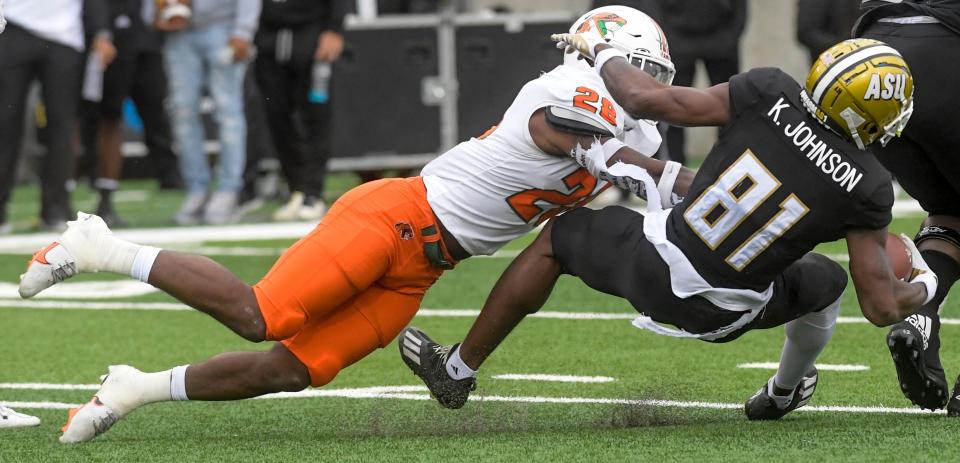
[[683, 151, 810, 271]]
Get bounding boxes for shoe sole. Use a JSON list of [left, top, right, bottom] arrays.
[[887, 328, 948, 410]]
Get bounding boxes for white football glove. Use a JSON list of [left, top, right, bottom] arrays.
[[550, 22, 607, 61], [900, 233, 938, 305]]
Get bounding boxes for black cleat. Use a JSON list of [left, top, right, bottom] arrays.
[[399, 327, 476, 409], [887, 314, 948, 411], [948, 375, 960, 417], [745, 369, 818, 421]]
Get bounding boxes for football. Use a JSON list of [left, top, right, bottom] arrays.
[[886, 232, 913, 281]]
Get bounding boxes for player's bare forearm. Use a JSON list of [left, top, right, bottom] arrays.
[[847, 228, 928, 326], [594, 44, 730, 127], [459, 223, 563, 369]]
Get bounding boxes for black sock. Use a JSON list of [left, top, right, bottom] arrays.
[[917, 250, 960, 318]]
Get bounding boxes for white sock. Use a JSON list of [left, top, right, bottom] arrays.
[[100, 367, 176, 416], [170, 365, 190, 401], [445, 345, 477, 380], [765, 377, 794, 409], [774, 298, 840, 392]]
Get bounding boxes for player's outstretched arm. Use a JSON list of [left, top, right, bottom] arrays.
[[528, 108, 694, 199], [847, 227, 935, 326], [551, 32, 730, 127], [595, 45, 730, 127]]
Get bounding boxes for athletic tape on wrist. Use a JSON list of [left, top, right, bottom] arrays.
[[594, 48, 627, 74], [600, 137, 627, 162], [657, 161, 682, 209], [915, 272, 938, 306]]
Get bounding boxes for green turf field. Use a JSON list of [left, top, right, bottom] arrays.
[[1, 183, 959, 462]]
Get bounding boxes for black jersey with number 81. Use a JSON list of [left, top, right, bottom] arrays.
[[666, 68, 894, 291]]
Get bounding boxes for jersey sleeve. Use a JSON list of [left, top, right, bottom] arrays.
[[727, 68, 789, 121], [537, 72, 626, 139], [846, 180, 895, 230]]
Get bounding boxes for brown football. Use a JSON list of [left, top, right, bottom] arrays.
[[886, 232, 913, 281]]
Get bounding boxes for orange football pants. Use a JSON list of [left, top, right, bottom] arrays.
[[252, 177, 455, 386]]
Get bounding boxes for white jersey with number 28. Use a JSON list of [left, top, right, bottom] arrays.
[[422, 64, 661, 256]]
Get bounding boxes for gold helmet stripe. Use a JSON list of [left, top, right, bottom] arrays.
[[811, 44, 902, 104]]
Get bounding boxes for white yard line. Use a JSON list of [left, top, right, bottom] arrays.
[[0, 300, 190, 311], [492, 374, 615, 383], [0, 384, 942, 415], [737, 362, 870, 372], [2, 301, 960, 326], [0, 281, 157, 299], [0, 401, 78, 410], [0, 383, 98, 390], [0, 222, 315, 253]]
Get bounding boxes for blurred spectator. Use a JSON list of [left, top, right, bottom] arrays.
[[591, 0, 661, 18], [796, 0, 860, 61], [376, 0, 440, 14], [156, 0, 261, 225], [82, 0, 182, 227], [238, 70, 274, 214], [0, 0, 115, 233], [255, 0, 349, 222], [657, 0, 746, 166]]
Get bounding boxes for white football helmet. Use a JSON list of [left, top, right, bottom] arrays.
[[564, 5, 675, 85]]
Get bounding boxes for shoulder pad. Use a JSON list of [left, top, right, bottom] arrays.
[[544, 106, 614, 138]]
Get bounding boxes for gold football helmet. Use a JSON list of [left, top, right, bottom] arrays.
[[804, 38, 913, 150]]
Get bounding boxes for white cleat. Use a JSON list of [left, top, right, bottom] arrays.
[[19, 212, 113, 298], [60, 365, 144, 444], [0, 406, 41, 429]]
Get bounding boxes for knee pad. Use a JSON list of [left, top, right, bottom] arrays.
[[807, 253, 849, 301], [310, 353, 345, 387], [915, 225, 960, 250]]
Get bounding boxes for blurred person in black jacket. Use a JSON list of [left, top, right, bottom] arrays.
[[796, 0, 860, 61], [0, 0, 115, 232], [82, 0, 181, 227], [255, 0, 350, 222], [655, 0, 746, 166]]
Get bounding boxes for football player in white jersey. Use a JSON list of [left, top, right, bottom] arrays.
[[16, 6, 690, 443]]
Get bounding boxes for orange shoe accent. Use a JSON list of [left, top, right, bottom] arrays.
[[61, 406, 80, 433], [31, 242, 60, 266], [60, 396, 102, 433]]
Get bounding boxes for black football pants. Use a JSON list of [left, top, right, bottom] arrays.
[[0, 23, 82, 225], [254, 25, 331, 199]]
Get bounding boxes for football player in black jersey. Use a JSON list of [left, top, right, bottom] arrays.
[[399, 26, 938, 420], [854, 0, 960, 413]]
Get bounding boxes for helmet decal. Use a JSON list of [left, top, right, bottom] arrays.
[[863, 72, 908, 101], [804, 39, 914, 149], [577, 12, 627, 38]]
